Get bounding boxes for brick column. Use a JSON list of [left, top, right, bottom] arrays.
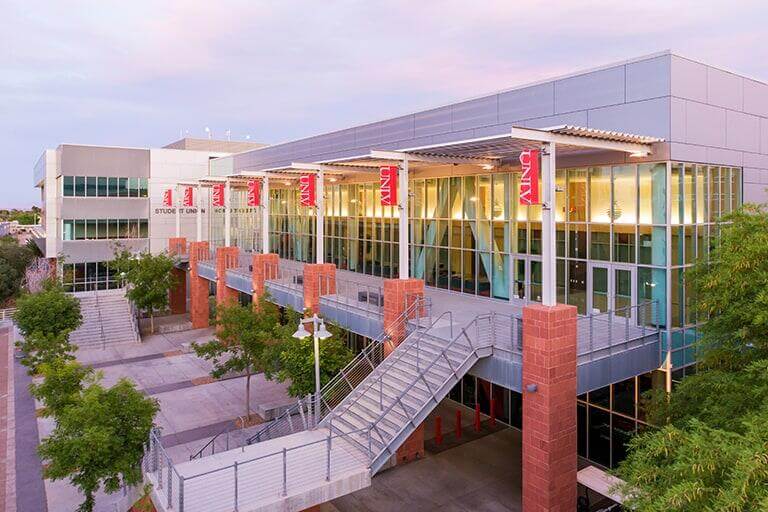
[[168, 237, 187, 257], [522, 304, 578, 512], [189, 241, 210, 329], [302, 263, 336, 314], [216, 247, 240, 308], [252, 253, 279, 305], [169, 268, 187, 314], [383, 278, 426, 464]]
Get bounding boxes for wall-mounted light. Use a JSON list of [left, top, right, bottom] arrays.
[[525, 383, 538, 393]]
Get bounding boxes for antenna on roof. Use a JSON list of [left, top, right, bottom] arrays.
[[204, 126, 211, 140], [226, 129, 231, 142]]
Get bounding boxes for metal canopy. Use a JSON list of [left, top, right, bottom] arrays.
[[317, 124, 662, 171]]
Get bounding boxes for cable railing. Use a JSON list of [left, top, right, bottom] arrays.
[[263, 262, 304, 290], [577, 300, 661, 361], [318, 275, 384, 314], [248, 295, 431, 445], [147, 424, 372, 512]]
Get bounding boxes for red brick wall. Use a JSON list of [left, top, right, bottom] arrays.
[[168, 237, 187, 257], [521, 304, 578, 512], [302, 263, 336, 314], [215, 246, 240, 308], [252, 253, 279, 304], [189, 241, 210, 329]]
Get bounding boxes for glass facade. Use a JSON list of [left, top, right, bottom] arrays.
[[209, 188, 263, 252], [61, 261, 124, 291], [62, 218, 148, 240], [62, 175, 148, 198]]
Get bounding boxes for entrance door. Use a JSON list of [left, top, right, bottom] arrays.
[[589, 264, 636, 319]]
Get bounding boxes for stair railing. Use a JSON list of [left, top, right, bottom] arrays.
[[247, 295, 430, 445], [360, 313, 496, 472], [94, 290, 106, 350]]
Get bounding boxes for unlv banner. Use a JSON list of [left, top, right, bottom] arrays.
[[182, 186, 194, 207], [519, 149, 540, 206], [212, 183, 225, 207], [380, 165, 398, 206], [299, 174, 316, 207], [162, 189, 173, 207], [247, 180, 261, 207]]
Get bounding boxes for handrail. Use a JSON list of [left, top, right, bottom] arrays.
[[94, 290, 106, 350], [248, 295, 429, 445]]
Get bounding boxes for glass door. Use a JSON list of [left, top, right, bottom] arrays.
[[589, 263, 636, 318]]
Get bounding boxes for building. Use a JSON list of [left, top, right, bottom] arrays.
[[32, 138, 266, 291], [36, 51, 767, 511]]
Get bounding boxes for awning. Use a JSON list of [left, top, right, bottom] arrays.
[[577, 466, 628, 504]]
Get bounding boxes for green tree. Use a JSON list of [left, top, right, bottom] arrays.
[[30, 359, 95, 418], [111, 248, 177, 333], [0, 259, 20, 302], [617, 206, 768, 510], [265, 313, 354, 398], [192, 296, 292, 420], [38, 377, 159, 512], [13, 282, 82, 339], [17, 331, 77, 375], [687, 204, 768, 369]]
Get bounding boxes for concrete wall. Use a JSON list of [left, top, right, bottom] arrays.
[[668, 55, 768, 203], [58, 144, 150, 177], [230, 52, 673, 173], [148, 148, 211, 254]]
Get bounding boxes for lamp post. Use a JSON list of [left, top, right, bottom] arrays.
[[292, 314, 332, 427]]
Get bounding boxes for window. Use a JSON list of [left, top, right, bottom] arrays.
[[63, 176, 74, 196], [61, 218, 148, 240], [75, 176, 86, 196], [118, 178, 129, 197], [97, 177, 108, 197], [139, 177, 149, 197], [86, 176, 98, 197], [129, 177, 139, 198], [108, 177, 118, 197]]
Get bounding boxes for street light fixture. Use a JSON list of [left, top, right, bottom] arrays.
[[292, 314, 332, 427]]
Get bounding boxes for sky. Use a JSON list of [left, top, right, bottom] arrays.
[[1, 0, 767, 208]]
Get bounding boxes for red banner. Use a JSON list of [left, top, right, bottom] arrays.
[[182, 186, 194, 207], [380, 165, 398, 206], [519, 149, 540, 206], [299, 174, 316, 207], [212, 183, 225, 207], [162, 189, 173, 207], [247, 179, 261, 207]]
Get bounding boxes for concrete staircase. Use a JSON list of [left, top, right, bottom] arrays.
[[69, 289, 140, 347]]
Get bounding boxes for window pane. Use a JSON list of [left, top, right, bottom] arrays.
[[118, 178, 129, 197], [74, 219, 85, 240], [567, 169, 587, 222], [109, 177, 119, 197], [613, 225, 635, 263], [638, 226, 666, 266], [86, 219, 97, 239], [612, 165, 636, 224], [589, 225, 610, 261], [587, 406, 611, 467], [97, 219, 108, 239], [75, 176, 86, 196], [140, 178, 149, 198], [86, 176, 97, 197], [63, 176, 74, 196], [589, 167, 611, 222], [129, 177, 139, 198], [97, 177, 108, 197], [63, 220, 74, 240], [696, 165, 707, 223], [638, 163, 666, 224], [567, 260, 587, 314]]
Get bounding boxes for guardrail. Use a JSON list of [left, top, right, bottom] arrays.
[[263, 262, 303, 289], [0, 308, 17, 323], [577, 301, 660, 361]]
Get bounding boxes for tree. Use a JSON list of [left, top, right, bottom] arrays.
[[0, 236, 36, 301], [192, 295, 293, 420], [264, 313, 354, 398], [14, 284, 82, 373], [38, 377, 159, 512], [0, 259, 20, 302], [111, 247, 177, 333], [30, 359, 95, 418], [617, 206, 768, 510], [687, 204, 768, 369]]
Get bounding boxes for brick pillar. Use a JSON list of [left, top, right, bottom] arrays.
[[522, 304, 578, 512], [168, 237, 187, 257], [383, 278, 426, 464], [189, 241, 210, 329], [302, 263, 336, 314], [252, 253, 279, 305], [216, 247, 240, 308]]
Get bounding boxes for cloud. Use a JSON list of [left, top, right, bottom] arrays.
[[0, 0, 767, 207]]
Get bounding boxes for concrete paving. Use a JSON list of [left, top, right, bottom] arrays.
[[327, 427, 522, 512]]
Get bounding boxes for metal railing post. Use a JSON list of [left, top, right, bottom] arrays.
[[326, 432, 332, 482], [157, 452, 164, 490], [379, 374, 383, 411], [367, 423, 373, 460], [625, 307, 630, 342], [179, 476, 184, 512], [282, 448, 288, 496], [166, 456, 172, 509], [233, 461, 239, 512]]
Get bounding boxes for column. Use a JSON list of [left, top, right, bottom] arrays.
[[302, 263, 335, 314], [522, 303, 578, 512], [224, 180, 232, 247], [315, 171, 324, 264], [168, 237, 187, 315], [215, 246, 240, 308], [189, 241, 210, 329], [261, 177, 270, 254], [383, 277, 426, 464], [398, 158, 409, 279], [541, 142, 557, 306], [252, 253, 279, 305], [174, 184, 181, 238], [196, 183, 203, 242]]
